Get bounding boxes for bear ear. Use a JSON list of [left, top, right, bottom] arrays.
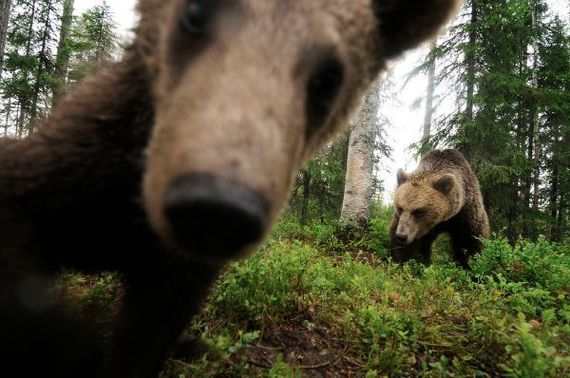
[[433, 174, 457, 194], [373, 0, 459, 59], [396, 168, 407, 186]]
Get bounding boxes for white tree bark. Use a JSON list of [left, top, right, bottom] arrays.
[[339, 85, 379, 227], [0, 0, 12, 80], [422, 40, 437, 156]]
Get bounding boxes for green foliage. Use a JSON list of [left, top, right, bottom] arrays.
[[184, 217, 570, 376], [472, 236, 570, 292], [67, 3, 118, 82], [287, 122, 391, 226], [416, 0, 570, 242], [201, 330, 260, 360], [1, 0, 65, 134], [272, 202, 393, 258], [288, 134, 349, 224], [267, 355, 301, 378], [161, 330, 260, 377], [369, 203, 394, 254], [501, 316, 553, 378], [56, 217, 570, 377], [52, 271, 122, 333], [211, 241, 318, 323], [1, 1, 119, 136]]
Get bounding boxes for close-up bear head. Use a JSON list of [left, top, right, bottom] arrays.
[[137, 0, 459, 261]]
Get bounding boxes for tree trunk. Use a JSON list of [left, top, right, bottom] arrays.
[[0, 0, 11, 80], [465, 0, 477, 121], [558, 193, 567, 240], [549, 155, 559, 240], [30, 6, 52, 131], [422, 40, 437, 156], [16, 102, 23, 137], [3, 96, 11, 135], [462, 0, 477, 160], [52, 0, 75, 106], [339, 85, 378, 227], [530, 0, 540, 213], [16, 0, 38, 135], [300, 169, 311, 225]]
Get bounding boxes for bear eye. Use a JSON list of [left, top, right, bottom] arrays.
[[181, 0, 216, 36], [396, 207, 403, 214], [412, 208, 426, 219], [306, 57, 344, 137]]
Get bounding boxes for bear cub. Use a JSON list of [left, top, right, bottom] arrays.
[[390, 149, 489, 267]]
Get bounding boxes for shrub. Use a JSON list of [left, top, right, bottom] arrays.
[[471, 236, 570, 292], [210, 241, 318, 324]]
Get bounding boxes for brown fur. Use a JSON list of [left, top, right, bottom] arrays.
[[390, 149, 490, 267], [0, 1, 458, 376]]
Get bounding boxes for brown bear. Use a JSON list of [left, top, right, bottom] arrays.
[[0, 1, 459, 377], [390, 149, 490, 268]]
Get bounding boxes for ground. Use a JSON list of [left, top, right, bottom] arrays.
[[55, 213, 570, 377]]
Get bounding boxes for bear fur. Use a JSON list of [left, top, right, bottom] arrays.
[[0, 1, 459, 377], [390, 149, 490, 267]]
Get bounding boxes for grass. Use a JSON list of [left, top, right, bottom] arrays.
[[58, 213, 570, 377]]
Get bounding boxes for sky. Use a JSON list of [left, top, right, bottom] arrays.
[[75, 1, 138, 38], [75, 0, 569, 202]]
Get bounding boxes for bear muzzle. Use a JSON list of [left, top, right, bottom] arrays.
[[163, 173, 269, 260], [395, 221, 417, 245], [394, 232, 409, 245]]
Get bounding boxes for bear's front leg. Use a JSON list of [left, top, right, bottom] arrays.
[[418, 233, 439, 265], [451, 233, 483, 269], [450, 215, 486, 268], [104, 252, 222, 378]]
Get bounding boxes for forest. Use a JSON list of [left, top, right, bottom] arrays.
[[0, 0, 569, 377]]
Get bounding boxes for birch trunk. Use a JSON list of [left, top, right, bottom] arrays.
[[0, 0, 12, 80], [422, 40, 437, 156], [339, 85, 379, 227]]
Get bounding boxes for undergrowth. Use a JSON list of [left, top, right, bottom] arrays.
[[173, 217, 570, 377], [59, 211, 570, 377]]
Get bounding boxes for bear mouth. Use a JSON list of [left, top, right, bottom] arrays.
[[394, 232, 415, 245], [396, 238, 413, 246]]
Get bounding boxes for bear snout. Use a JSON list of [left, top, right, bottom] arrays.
[[395, 233, 409, 244], [163, 173, 269, 259]]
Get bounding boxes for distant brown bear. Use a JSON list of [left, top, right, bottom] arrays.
[[390, 149, 490, 267], [0, 1, 458, 377]]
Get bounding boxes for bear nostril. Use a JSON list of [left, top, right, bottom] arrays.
[[163, 173, 269, 259], [395, 233, 408, 244]]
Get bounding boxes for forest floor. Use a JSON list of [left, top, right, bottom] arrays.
[[56, 217, 570, 377]]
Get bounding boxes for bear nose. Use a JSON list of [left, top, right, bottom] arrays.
[[163, 173, 269, 259], [395, 233, 408, 244]]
